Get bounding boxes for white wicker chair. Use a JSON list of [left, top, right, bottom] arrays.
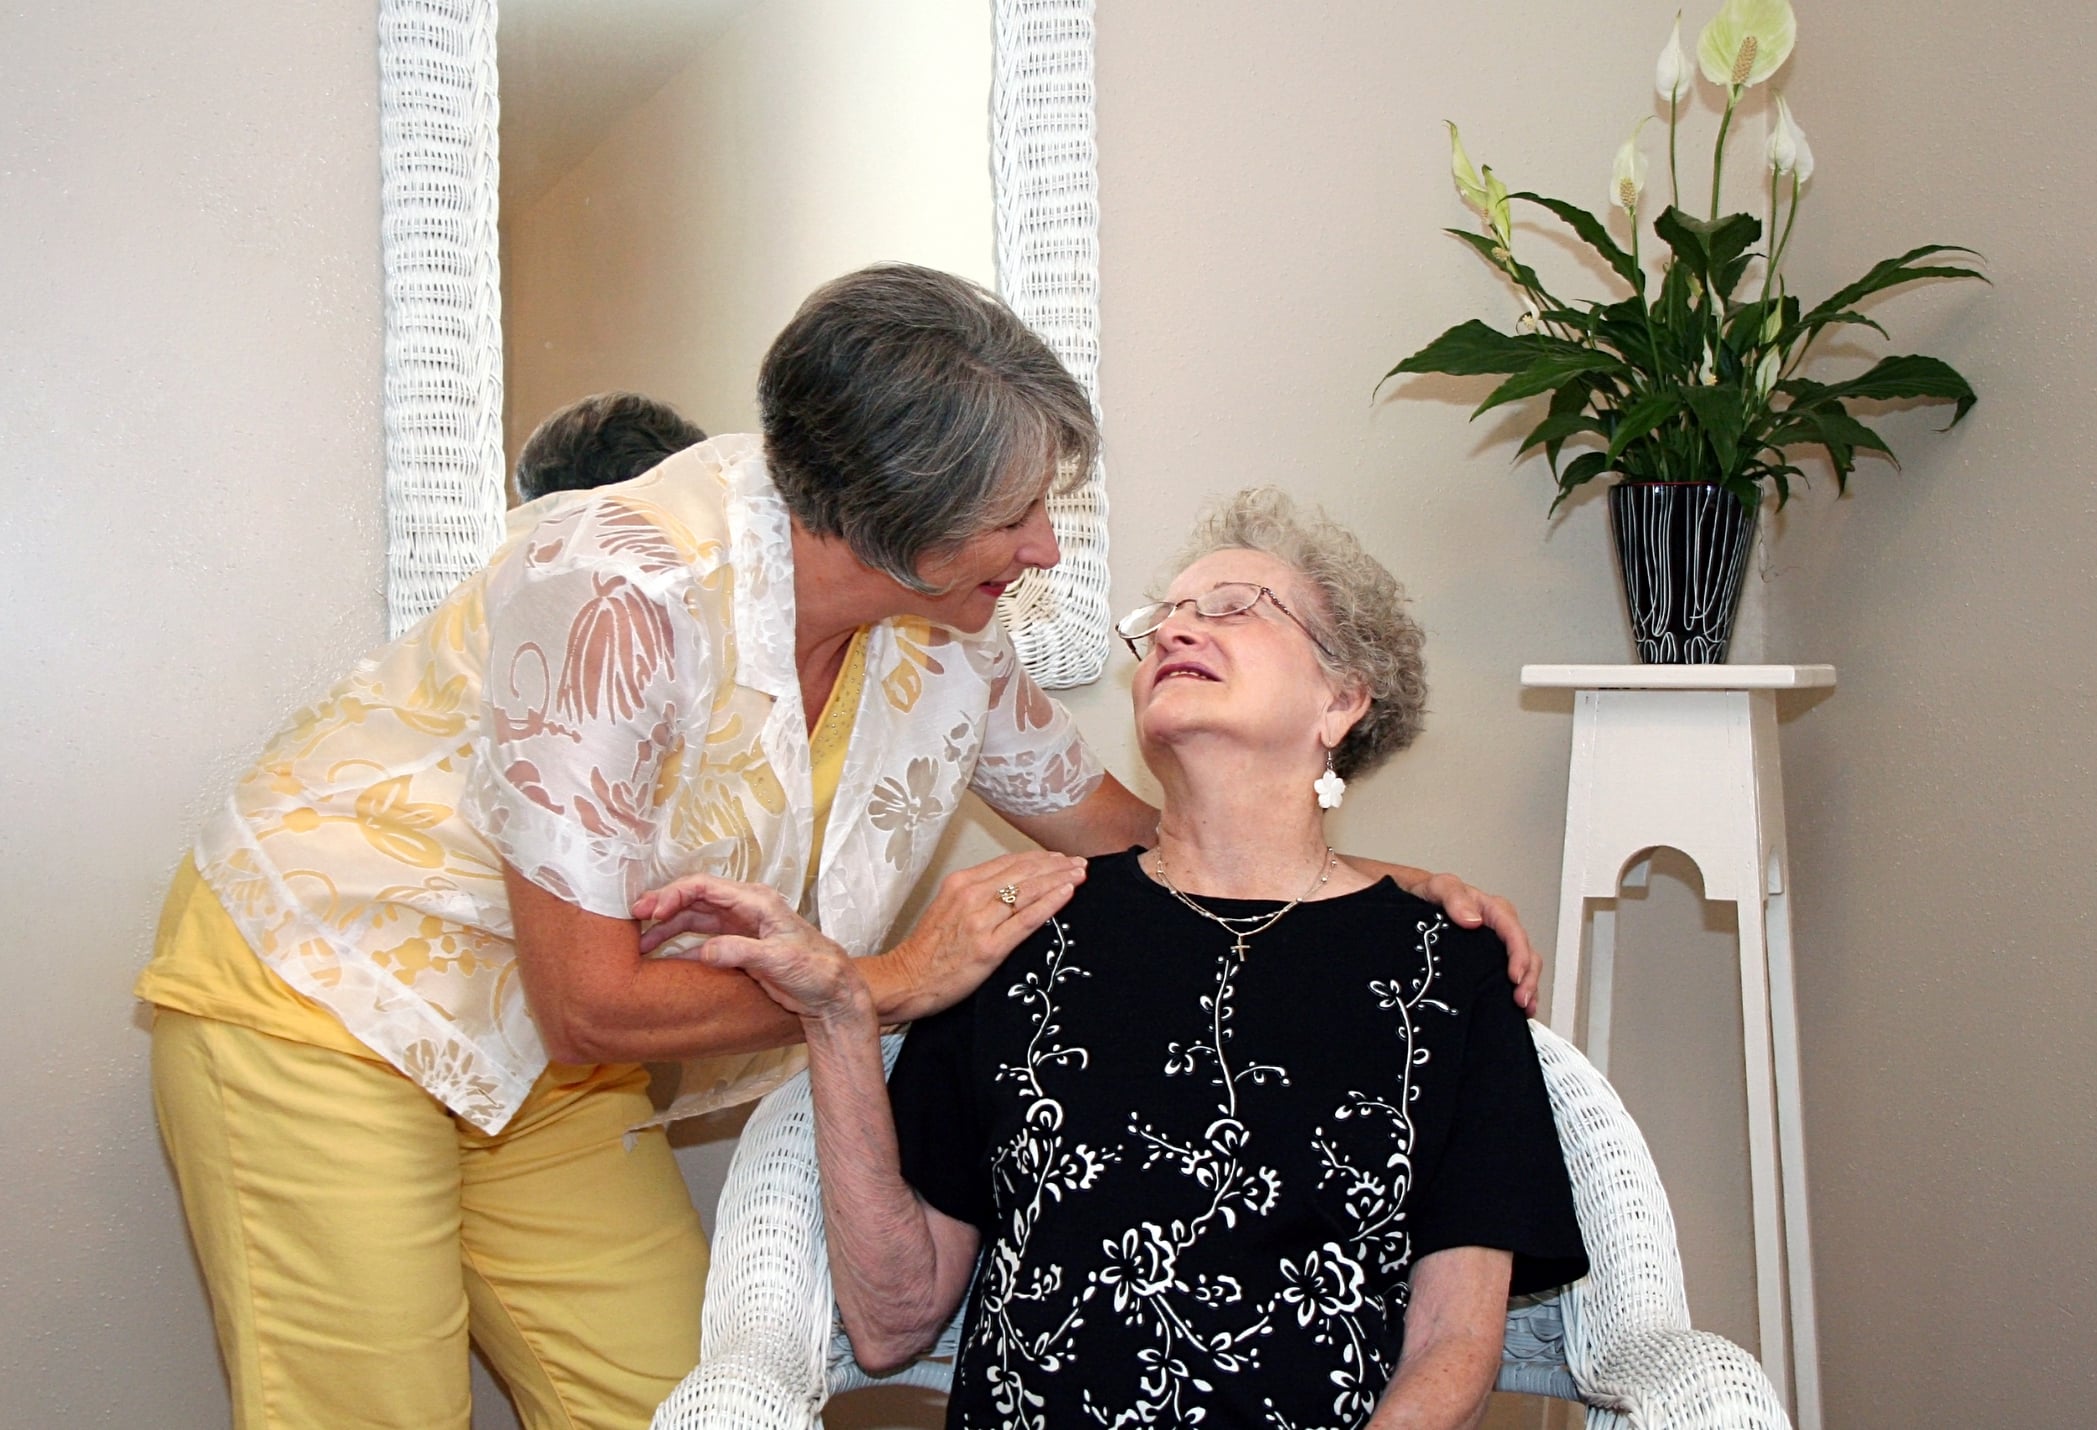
[[653, 1023, 1791, 1429]]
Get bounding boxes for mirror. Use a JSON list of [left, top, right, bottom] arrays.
[[378, 0, 1110, 684], [498, 0, 995, 467]]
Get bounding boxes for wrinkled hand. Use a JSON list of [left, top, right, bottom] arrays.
[[632, 874, 862, 1021], [1411, 873, 1540, 1016], [881, 850, 1088, 1023]]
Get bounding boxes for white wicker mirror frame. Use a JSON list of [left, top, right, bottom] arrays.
[[376, 0, 1110, 687]]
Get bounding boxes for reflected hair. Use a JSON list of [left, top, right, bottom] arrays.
[[1172, 487, 1427, 779], [513, 392, 707, 503], [759, 264, 1098, 592]]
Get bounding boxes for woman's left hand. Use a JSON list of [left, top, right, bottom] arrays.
[[633, 874, 866, 1024], [1412, 873, 1539, 1015]]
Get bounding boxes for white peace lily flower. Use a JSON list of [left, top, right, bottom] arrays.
[[1655, 12, 1689, 101], [1482, 164, 1514, 250], [1697, 0, 1797, 89], [1612, 118, 1651, 214], [1755, 347, 1782, 397], [1446, 122, 1491, 214], [1769, 93, 1816, 182]]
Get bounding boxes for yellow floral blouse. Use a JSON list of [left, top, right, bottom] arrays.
[[179, 435, 1101, 1133]]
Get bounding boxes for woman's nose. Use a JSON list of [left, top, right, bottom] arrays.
[[1152, 601, 1203, 647], [1017, 503, 1061, 571]]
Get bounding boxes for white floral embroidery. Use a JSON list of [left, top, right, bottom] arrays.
[[971, 919, 1118, 1427], [1260, 913, 1457, 1427], [962, 908, 1461, 1430]]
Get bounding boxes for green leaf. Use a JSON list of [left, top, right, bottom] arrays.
[[1380, 320, 1537, 386], [1582, 295, 1659, 367], [1653, 207, 1762, 285], [1473, 351, 1627, 417], [1541, 379, 1597, 468], [1653, 262, 1702, 368], [1719, 474, 1763, 509], [1519, 408, 1606, 458], [1549, 450, 1614, 514], [1441, 228, 1548, 293], [1756, 462, 1806, 508], [1777, 308, 1889, 349], [1799, 244, 1988, 331], [1716, 249, 1759, 304], [1604, 390, 1684, 465], [1512, 192, 1643, 291], [1782, 353, 1978, 426], [1766, 405, 1893, 459], [1684, 384, 1750, 476]]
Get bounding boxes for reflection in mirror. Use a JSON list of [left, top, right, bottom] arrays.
[[497, 0, 995, 483], [380, 0, 1105, 679]]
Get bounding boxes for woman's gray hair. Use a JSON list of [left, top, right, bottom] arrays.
[[1172, 487, 1427, 779], [759, 264, 1099, 592]]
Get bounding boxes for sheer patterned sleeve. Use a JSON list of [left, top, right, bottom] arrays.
[[967, 628, 1103, 817], [463, 521, 709, 919]]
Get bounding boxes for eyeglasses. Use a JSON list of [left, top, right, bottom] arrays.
[[1115, 582, 1333, 660]]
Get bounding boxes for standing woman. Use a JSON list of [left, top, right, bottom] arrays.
[[137, 265, 1529, 1428]]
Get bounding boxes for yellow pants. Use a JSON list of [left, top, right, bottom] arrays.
[[151, 1010, 708, 1429]]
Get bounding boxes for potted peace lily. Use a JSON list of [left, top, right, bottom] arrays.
[[1382, 0, 1982, 663]]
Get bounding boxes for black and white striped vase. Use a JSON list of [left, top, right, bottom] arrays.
[[1606, 482, 1758, 664]]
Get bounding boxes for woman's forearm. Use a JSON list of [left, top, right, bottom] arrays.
[[800, 993, 979, 1371], [506, 862, 808, 1062], [1365, 1246, 1511, 1430]]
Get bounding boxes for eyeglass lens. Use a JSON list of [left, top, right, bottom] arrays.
[[1116, 583, 1266, 651]]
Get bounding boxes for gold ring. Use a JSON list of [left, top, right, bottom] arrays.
[[997, 884, 1020, 907]]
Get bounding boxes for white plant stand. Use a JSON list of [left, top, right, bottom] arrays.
[[1522, 663, 1832, 1430]]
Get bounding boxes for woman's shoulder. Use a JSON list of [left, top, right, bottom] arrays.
[[1304, 876, 1511, 996]]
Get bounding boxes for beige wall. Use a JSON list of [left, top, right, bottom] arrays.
[[6, 1, 2090, 1426], [502, 0, 994, 468], [0, 0, 386, 1423], [1758, 0, 2097, 1421]]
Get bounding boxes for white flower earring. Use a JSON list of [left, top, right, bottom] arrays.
[[1314, 751, 1346, 810]]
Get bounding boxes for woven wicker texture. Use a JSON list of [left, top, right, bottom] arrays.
[[989, 0, 1111, 688], [1528, 1021, 1794, 1428], [654, 1022, 1791, 1429], [378, 0, 509, 637], [380, 0, 1112, 678]]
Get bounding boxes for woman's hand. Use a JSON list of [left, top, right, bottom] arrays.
[[1412, 873, 1539, 1016], [1347, 860, 1539, 1016], [877, 850, 1088, 1025], [633, 875, 866, 1023], [632, 848, 1086, 1026]]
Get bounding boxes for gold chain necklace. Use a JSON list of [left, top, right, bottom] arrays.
[[1148, 846, 1337, 961]]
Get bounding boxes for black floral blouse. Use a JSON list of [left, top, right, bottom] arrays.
[[889, 850, 1588, 1429]]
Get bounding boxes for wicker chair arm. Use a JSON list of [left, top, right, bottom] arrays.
[[1575, 1326, 1792, 1430]]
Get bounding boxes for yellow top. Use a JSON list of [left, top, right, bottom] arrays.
[[138, 631, 870, 1066], [139, 856, 376, 1061], [804, 626, 870, 892]]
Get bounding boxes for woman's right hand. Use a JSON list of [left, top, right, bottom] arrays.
[[875, 850, 1087, 1024], [631, 874, 867, 1023]]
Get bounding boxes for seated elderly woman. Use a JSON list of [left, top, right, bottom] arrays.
[[659, 489, 1589, 1428]]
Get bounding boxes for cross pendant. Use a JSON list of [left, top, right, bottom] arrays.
[[1231, 937, 1249, 961]]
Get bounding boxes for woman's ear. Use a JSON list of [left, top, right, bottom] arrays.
[[1320, 678, 1372, 752]]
